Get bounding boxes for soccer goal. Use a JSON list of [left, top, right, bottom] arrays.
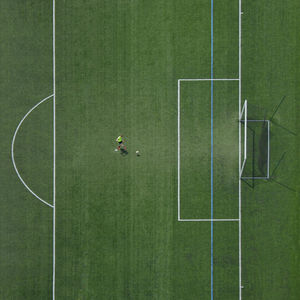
[[239, 100, 270, 179], [240, 100, 248, 177]]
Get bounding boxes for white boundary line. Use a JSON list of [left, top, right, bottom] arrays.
[[11, 94, 54, 209], [177, 80, 181, 220], [52, 0, 56, 299], [267, 120, 270, 179], [179, 219, 240, 222], [239, 0, 242, 299]]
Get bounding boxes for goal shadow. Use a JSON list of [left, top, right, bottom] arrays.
[[240, 120, 270, 187]]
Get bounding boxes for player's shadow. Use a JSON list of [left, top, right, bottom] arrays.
[[120, 148, 128, 156]]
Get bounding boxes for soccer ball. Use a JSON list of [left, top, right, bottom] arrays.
[[136, 150, 139, 154]]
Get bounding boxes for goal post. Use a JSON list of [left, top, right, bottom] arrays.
[[240, 100, 247, 177]]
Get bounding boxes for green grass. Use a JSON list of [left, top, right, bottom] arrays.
[[0, 0, 299, 299], [0, 1, 53, 299]]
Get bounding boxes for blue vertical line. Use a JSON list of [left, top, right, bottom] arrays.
[[210, 0, 214, 299]]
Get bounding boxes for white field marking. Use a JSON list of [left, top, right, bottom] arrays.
[[239, 0, 242, 299], [267, 120, 270, 179], [52, 0, 56, 299], [177, 80, 181, 220], [244, 101, 247, 162], [179, 219, 240, 222], [11, 94, 54, 208], [179, 78, 239, 81]]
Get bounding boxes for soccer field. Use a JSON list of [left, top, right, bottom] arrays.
[[0, 0, 299, 299]]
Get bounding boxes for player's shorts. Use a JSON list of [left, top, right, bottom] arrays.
[[118, 141, 123, 145]]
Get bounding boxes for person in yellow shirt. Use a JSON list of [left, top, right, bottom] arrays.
[[116, 135, 126, 151]]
